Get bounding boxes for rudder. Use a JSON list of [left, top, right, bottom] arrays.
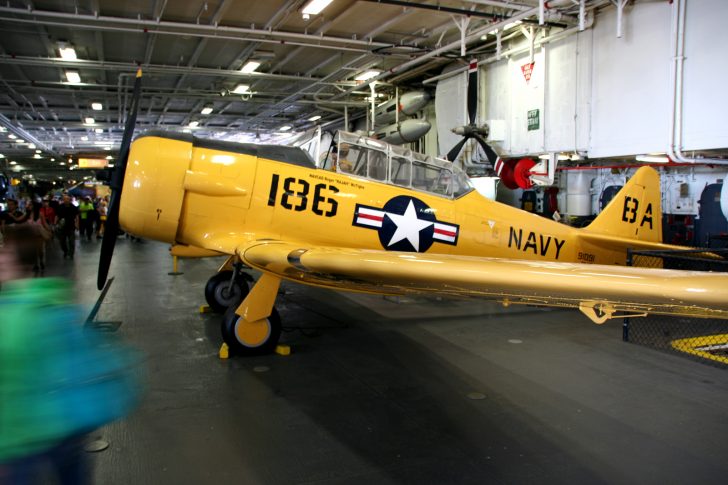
[[584, 166, 662, 242]]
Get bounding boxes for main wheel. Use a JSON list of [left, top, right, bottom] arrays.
[[204, 271, 249, 314], [221, 306, 282, 356]]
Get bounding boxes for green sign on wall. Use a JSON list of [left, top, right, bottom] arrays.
[[527, 109, 540, 131]]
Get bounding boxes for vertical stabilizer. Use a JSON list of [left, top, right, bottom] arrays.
[[584, 167, 662, 242]]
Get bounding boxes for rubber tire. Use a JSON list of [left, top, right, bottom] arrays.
[[204, 271, 249, 314], [221, 306, 282, 356]]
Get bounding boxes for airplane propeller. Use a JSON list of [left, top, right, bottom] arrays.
[[445, 59, 499, 168], [446, 60, 541, 190], [98, 69, 142, 290]]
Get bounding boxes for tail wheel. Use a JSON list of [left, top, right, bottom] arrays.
[[221, 306, 282, 356], [205, 271, 249, 314]]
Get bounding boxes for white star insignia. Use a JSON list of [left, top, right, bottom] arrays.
[[385, 200, 433, 251]]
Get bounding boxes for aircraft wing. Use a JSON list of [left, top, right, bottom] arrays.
[[237, 240, 728, 323]]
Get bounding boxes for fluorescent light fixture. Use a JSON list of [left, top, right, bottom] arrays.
[[302, 0, 333, 15], [33, 154, 41, 159], [95, 128, 103, 134], [81, 136, 89, 141], [35, 149, 41, 154], [106, 155, 113, 160], [232, 84, 250, 94], [200, 106, 213, 115], [104, 146, 112, 150], [85, 117, 95, 125], [308, 115, 322, 122], [91, 102, 103, 110], [10, 161, 17, 165], [60, 162, 66, 166], [279, 125, 292, 132], [93, 141, 112, 146], [355, 70, 381, 81], [14, 139, 24, 144], [0, 154, 4, 158], [59, 45, 77, 61], [240, 60, 261, 73], [636, 155, 670, 163], [51, 158, 55, 161], [188, 121, 199, 128], [27, 143, 36, 149], [108, 164, 115, 168], [65, 71, 81, 83], [8, 134, 16, 139]]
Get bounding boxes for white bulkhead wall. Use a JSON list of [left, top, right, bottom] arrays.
[[479, 0, 728, 158]]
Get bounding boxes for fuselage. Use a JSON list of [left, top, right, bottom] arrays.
[[120, 133, 653, 267]]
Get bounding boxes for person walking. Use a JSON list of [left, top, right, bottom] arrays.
[[78, 196, 95, 242], [0, 224, 143, 485], [55, 194, 79, 259]]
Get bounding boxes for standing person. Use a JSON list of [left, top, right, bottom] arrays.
[[78, 196, 95, 242], [0, 224, 143, 485], [55, 194, 79, 259], [96, 197, 108, 239], [24, 199, 51, 273], [1, 198, 28, 231], [40, 197, 57, 228]]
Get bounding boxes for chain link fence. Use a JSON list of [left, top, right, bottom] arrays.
[[624, 248, 728, 368]]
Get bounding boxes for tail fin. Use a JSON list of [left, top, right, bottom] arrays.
[[584, 166, 662, 242]]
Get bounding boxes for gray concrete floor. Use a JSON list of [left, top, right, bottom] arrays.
[[53, 236, 728, 484]]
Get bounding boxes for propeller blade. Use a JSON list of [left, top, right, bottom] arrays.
[[467, 59, 478, 126], [473, 134, 499, 166], [98, 69, 142, 290], [446, 137, 469, 163]]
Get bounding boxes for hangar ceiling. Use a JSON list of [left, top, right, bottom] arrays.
[[0, 0, 610, 179]]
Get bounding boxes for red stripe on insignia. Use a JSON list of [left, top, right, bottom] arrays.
[[434, 228, 457, 237], [358, 213, 383, 222], [469, 60, 478, 72]]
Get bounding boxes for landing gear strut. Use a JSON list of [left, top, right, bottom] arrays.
[[204, 264, 253, 313]]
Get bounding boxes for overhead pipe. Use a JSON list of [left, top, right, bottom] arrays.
[[461, 0, 533, 12], [0, 113, 63, 157], [0, 55, 333, 85], [0, 7, 395, 52], [361, 0, 502, 19], [668, 0, 728, 166]]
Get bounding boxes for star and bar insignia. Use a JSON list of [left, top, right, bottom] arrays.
[[353, 195, 459, 253]]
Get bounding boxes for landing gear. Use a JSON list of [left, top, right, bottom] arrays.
[[221, 306, 282, 356], [204, 270, 249, 313], [219, 273, 283, 356]]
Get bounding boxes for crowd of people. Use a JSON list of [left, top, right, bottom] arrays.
[[0, 194, 109, 273]]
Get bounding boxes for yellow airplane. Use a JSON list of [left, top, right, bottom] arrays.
[[98, 71, 728, 356]]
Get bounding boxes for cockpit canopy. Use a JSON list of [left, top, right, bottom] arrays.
[[321, 131, 473, 199]]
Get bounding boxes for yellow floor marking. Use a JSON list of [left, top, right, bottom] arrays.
[[671, 334, 728, 365]]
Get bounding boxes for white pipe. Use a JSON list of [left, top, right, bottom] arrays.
[[461, 0, 532, 11], [668, 0, 728, 165], [540, 0, 545, 25]]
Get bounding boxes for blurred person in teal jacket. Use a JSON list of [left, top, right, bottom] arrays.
[[0, 224, 143, 485]]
